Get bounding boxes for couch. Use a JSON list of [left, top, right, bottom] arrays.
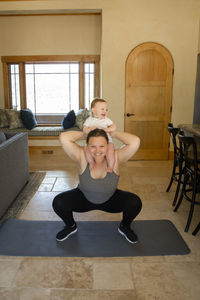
[[0, 126, 80, 139], [0, 132, 29, 219]]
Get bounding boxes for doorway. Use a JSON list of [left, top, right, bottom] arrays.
[[125, 42, 174, 160]]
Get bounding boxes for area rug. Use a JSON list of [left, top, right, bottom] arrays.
[[0, 219, 190, 257], [0, 172, 46, 223]]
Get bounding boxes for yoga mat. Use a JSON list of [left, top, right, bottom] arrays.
[[0, 219, 190, 257]]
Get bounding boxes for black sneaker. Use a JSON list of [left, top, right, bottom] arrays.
[[56, 224, 77, 242], [118, 223, 138, 244]]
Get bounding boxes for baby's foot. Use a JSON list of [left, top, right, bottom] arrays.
[[107, 167, 113, 173], [106, 155, 115, 173], [84, 146, 95, 168], [89, 161, 95, 169]]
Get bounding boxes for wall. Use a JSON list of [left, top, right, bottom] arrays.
[[0, 13, 101, 145], [193, 54, 200, 124], [0, 13, 101, 101], [0, 0, 199, 147], [100, 0, 199, 129]]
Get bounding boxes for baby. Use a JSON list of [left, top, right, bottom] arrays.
[[83, 98, 116, 172]]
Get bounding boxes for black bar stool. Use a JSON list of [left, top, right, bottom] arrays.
[[174, 134, 200, 232], [192, 222, 200, 235], [192, 139, 200, 236], [166, 123, 184, 206]]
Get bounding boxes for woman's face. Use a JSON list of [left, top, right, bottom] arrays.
[[87, 136, 108, 160]]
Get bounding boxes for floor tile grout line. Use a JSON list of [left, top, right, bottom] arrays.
[[51, 177, 59, 192]]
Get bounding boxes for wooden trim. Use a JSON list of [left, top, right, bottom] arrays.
[[79, 62, 84, 108], [2, 55, 100, 63], [95, 60, 100, 97], [2, 62, 10, 108], [19, 62, 26, 109], [29, 146, 62, 155], [0, 13, 101, 17], [28, 136, 60, 140], [0, 0, 47, 1]]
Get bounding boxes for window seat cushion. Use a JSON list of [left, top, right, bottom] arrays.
[[0, 126, 80, 137]]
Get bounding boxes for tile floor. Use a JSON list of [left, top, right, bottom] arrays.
[[0, 160, 200, 299]]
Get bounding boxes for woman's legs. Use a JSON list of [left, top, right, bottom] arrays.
[[98, 189, 142, 243], [52, 187, 97, 241], [53, 188, 142, 225], [52, 187, 142, 242], [99, 189, 142, 227], [52, 187, 142, 227], [52, 187, 96, 227]]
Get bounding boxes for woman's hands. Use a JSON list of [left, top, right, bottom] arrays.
[[110, 131, 140, 163]]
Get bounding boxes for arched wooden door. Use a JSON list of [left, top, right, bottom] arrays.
[[125, 42, 174, 160]]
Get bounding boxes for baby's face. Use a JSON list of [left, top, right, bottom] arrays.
[[92, 102, 108, 119]]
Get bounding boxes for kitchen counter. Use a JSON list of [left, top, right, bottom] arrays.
[[178, 124, 200, 138]]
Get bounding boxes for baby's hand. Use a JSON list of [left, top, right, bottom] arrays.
[[89, 126, 97, 132], [104, 127, 112, 133], [105, 123, 116, 133], [83, 126, 97, 134]]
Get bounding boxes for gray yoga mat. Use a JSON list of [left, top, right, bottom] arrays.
[[0, 219, 190, 257]]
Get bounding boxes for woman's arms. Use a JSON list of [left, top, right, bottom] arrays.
[[59, 131, 86, 164], [110, 131, 140, 164], [59, 129, 140, 167]]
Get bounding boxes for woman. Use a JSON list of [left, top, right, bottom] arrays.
[[52, 129, 142, 244]]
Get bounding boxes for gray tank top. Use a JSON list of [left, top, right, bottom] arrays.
[[78, 164, 119, 204]]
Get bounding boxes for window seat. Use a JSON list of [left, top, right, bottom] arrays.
[[0, 126, 81, 140]]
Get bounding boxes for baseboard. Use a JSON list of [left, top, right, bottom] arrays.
[[29, 146, 63, 155], [29, 146, 174, 159], [29, 146, 75, 171]]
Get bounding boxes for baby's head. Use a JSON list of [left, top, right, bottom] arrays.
[[91, 98, 108, 119]]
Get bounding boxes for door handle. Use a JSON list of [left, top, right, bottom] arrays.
[[126, 113, 135, 117]]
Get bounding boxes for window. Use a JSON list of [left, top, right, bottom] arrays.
[[2, 55, 100, 124], [25, 63, 80, 114]]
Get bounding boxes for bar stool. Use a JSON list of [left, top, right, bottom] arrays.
[[174, 134, 200, 232], [192, 222, 200, 235], [166, 123, 184, 206], [192, 137, 200, 236]]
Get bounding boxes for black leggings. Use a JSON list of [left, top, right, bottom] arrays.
[[52, 187, 142, 228]]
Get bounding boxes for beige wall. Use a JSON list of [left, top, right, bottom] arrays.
[[0, 13, 101, 145], [0, 0, 199, 147], [100, 0, 200, 129], [0, 13, 101, 102]]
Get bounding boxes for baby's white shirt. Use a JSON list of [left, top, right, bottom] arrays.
[[84, 116, 113, 129], [84, 116, 113, 142]]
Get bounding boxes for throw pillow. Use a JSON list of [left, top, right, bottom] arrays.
[[0, 132, 6, 144], [62, 110, 76, 129], [75, 108, 90, 130], [0, 109, 9, 128], [6, 109, 24, 129], [20, 108, 38, 130]]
